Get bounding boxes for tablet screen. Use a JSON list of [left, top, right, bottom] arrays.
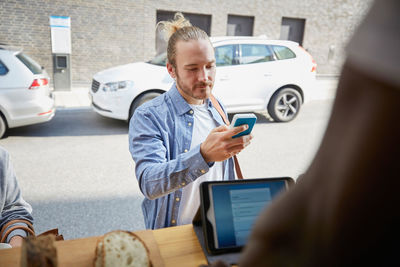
[[203, 178, 292, 252]]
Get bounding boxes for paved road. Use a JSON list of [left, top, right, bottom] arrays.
[[0, 83, 336, 239]]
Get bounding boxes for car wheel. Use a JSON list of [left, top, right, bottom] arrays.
[[128, 92, 162, 122], [0, 114, 7, 139], [268, 88, 302, 122]]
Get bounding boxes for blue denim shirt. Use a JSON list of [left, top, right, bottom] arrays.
[[129, 84, 235, 229]]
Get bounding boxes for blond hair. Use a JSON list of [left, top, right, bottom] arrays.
[[157, 12, 210, 67]]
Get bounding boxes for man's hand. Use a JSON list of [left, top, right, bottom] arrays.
[[200, 125, 253, 163], [9, 235, 24, 247]]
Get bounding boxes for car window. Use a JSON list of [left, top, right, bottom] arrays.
[[16, 52, 43, 74], [271, 45, 296, 60], [240, 44, 274, 64], [215, 45, 236, 67], [0, 60, 9, 75], [148, 52, 167, 66]]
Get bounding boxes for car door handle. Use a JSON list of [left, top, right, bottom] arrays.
[[264, 73, 272, 77], [219, 76, 229, 81]]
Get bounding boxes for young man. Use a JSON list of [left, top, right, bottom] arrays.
[[0, 147, 34, 247], [129, 14, 252, 229]]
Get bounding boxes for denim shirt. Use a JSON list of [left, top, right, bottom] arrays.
[[129, 84, 235, 229]]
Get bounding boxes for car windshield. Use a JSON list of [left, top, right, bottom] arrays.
[[148, 52, 167, 66], [16, 52, 43, 74]]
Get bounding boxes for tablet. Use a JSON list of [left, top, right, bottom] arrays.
[[199, 177, 294, 255]]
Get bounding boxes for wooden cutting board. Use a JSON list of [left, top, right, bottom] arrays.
[[0, 230, 163, 267]]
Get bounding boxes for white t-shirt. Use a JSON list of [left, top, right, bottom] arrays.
[[177, 103, 224, 225]]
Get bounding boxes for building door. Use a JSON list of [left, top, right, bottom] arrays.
[[227, 15, 254, 36], [155, 11, 212, 55], [280, 17, 305, 45]]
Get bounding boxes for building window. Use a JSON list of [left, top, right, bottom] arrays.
[[155, 11, 212, 55], [227, 15, 254, 36], [280, 17, 306, 45]]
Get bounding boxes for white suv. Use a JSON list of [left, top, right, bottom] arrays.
[[90, 36, 316, 122], [0, 45, 55, 138]]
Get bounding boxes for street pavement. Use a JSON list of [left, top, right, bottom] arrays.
[[0, 77, 338, 239]]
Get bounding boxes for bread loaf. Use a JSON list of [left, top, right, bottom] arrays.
[[94, 230, 150, 267], [20, 235, 57, 267]]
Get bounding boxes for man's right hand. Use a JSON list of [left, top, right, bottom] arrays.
[[200, 125, 253, 163]]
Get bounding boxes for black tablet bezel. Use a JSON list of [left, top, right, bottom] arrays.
[[199, 177, 294, 255]]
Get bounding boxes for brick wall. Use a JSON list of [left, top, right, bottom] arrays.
[[0, 0, 372, 86]]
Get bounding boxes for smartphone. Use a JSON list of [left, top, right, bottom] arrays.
[[229, 113, 257, 138]]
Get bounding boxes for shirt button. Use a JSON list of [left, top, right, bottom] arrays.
[[189, 110, 194, 114], [184, 149, 188, 153], [181, 182, 186, 186], [171, 219, 176, 224], [176, 197, 180, 202], [188, 122, 192, 126], [201, 169, 206, 174]]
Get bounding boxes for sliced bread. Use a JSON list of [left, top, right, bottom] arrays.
[[94, 230, 150, 267]]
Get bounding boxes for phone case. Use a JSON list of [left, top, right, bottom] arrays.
[[231, 114, 257, 138]]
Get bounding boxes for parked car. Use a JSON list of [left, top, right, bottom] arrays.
[[0, 45, 55, 138], [89, 36, 316, 122]]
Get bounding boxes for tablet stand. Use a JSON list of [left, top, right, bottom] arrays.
[[192, 209, 241, 266]]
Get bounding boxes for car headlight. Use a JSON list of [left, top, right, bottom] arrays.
[[103, 81, 133, 92]]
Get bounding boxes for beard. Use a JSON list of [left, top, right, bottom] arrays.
[[176, 75, 213, 102]]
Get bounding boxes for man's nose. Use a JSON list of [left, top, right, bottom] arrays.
[[198, 67, 208, 81]]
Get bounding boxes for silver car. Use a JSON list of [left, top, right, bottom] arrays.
[[0, 45, 55, 138]]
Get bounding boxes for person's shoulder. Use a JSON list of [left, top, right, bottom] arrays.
[[135, 93, 168, 116], [0, 146, 9, 160]]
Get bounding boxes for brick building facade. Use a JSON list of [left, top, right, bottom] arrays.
[[0, 0, 372, 87]]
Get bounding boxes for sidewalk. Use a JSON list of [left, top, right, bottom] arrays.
[[52, 76, 339, 109], [52, 86, 91, 109]]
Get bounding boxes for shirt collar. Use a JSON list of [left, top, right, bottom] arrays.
[[167, 83, 192, 116], [167, 83, 225, 126]]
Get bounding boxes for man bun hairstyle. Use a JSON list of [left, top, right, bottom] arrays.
[[157, 12, 210, 67]]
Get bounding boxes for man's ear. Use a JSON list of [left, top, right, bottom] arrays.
[[166, 62, 176, 79]]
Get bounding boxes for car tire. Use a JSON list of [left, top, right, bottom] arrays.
[[268, 88, 302, 122], [0, 114, 7, 139], [128, 92, 162, 122]]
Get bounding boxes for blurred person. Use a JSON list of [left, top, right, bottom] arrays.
[[129, 13, 252, 229], [0, 146, 34, 247], [206, 0, 400, 266]]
